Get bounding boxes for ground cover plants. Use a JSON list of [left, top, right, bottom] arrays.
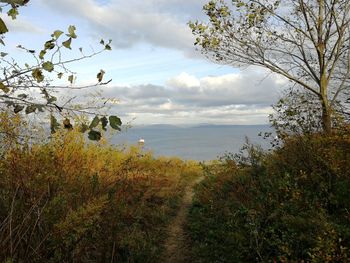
[[0, 112, 202, 262], [187, 129, 350, 262]]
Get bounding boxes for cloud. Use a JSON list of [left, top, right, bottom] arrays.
[[166, 68, 284, 106], [98, 67, 287, 124], [1, 15, 44, 34], [39, 0, 208, 55], [167, 72, 200, 89], [29, 1, 289, 125]]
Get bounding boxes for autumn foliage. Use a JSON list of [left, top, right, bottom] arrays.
[[187, 129, 350, 262], [0, 112, 202, 262]]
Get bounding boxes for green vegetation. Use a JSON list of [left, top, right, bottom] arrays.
[[0, 112, 202, 262], [189, 0, 350, 133], [187, 4, 350, 259], [187, 129, 350, 262], [2, 113, 350, 263], [1, 1, 350, 262]]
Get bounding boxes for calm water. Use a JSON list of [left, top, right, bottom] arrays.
[[111, 125, 273, 161]]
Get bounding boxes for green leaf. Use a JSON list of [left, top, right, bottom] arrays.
[[105, 44, 112, 51], [7, 8, 18, 20], [97, 70, 105, 82], [0, 18, 8, 34], [101, 116, 108, 131], [68, 75, 74, 84], [0, 52, 8, 57], [50, 115, 60, 134], [52, 30, 64, 40], [0, 82, 10, 93], [68, 25, 77, 39], [42, 61, 54, 72], [25, 105, 37, 114], [88, 130, 102, 141], [39, 50, 46, 60], [89, 116, 100, 129], [57, 72, 63, 79], [44, 40, 55, 50], [32, 68, 44, 83], [13, 104, 24, 114], [109, 116, 122, 130], [62, 38, 72, 49], [100, 39, 105, 45]]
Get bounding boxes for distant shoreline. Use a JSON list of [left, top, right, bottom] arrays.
[[111, 125, 273, 161]]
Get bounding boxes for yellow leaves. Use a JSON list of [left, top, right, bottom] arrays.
[[210, 37, 220, 48], [54, 197, 107, 244], [219, 6, 230, 17], [32, 68, 44, 82], [0, 82, 9, 93], [0, 18, 8, 34], [0, 116, 204, 261], [0, 111, 26, 150]]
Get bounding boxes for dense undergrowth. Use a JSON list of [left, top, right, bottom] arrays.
[[187, 130, 350, 262], [0, 113, 202, 262]]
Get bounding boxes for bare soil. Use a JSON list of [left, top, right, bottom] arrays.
[[160, 176, 203, 263]]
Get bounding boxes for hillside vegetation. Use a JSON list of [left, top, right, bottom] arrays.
[[0, 113, 202, 262], [1, 113, 350, 263], [187, 130, 350, 262]]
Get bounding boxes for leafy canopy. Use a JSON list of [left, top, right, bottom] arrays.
[[190, 0, 350, 133]]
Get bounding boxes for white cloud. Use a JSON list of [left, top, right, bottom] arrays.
[[39, 0, 207, 54], [20, 1, 290, 125], [167, 72, 200, 89], [164, 68, 283, 106], [1, 15, 44, 34], [98, 67, 286, 124]]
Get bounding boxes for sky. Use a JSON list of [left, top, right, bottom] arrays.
[[1, 0, 288, 125]]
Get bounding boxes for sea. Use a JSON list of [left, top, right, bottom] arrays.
[[111, 124, 273, 161]]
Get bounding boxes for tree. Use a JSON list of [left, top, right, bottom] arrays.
[[189, 0, 350, 133], [269, 87, 349, 141], [0, 1, 122, 141]]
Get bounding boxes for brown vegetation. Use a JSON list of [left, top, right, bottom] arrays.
[[0, 112, 202, 262]]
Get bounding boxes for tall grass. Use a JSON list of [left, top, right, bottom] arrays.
[[0, 113, 202, 262]]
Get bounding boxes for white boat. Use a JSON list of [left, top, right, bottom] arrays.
[[138, 138, 145, 144]]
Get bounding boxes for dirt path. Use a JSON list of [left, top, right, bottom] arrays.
[[160, 176, 203, 263]]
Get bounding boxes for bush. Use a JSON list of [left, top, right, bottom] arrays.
[[187, 131, 350, 262], [0, 125, 202, 262]]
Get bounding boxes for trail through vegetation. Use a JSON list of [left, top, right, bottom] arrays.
[[161, 176, 204, 263], [0, 118, 204, 262]]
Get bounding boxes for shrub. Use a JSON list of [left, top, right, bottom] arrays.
[[187, 131, 350, 262], [0, 125, 202, 262]]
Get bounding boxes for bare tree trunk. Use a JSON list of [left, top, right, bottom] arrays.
[[317, 1, 332, 134], [321, 96, 332, 133]]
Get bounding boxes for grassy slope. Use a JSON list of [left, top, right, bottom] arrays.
[[0, 130, 202, 262]]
